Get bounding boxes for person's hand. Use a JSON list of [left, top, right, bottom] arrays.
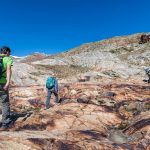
[[3, 83, 9, 90]]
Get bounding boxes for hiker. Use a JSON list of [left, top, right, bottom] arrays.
[[0, 46, 13, 131], [144, 67, 150, 83], [45, 75, 59, 109]]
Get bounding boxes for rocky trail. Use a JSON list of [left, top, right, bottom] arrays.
[[0, 80, 149, 150]]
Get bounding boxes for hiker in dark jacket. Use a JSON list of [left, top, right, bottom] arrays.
[[45, 75, 59, 109], [0, 46, 13, 131], [144, 67, 150, 83]]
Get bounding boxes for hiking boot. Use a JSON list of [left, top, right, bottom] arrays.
[[42, 106, 50, 110], [55, 103, 60, 106], [0, 126, 9, 131]]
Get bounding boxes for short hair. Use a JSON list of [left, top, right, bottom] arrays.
[[1, 46, 11, 54]]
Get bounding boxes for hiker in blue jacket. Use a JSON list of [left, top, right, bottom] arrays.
[[45, 75, 59, 109]]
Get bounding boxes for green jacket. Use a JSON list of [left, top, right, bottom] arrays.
[[0, 55, 13, 84]]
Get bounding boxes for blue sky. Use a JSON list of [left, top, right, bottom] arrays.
[[0, 0, 150, 56]]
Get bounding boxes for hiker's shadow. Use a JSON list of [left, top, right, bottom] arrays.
[[11, 112, 32, 123], [0, 112, 33, 127]]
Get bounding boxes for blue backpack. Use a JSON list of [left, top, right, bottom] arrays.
[[46, 77, 55, 89]]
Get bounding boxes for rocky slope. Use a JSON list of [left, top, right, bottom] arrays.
[[0, 33, 150, 150], [11, 33, 150, 85]]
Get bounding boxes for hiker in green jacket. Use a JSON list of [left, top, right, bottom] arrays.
[[0, 46, 13, 131]]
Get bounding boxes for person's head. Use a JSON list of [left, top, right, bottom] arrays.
[[144, 67, 150, 75], [47, 73, 55, 78], [1, 46, 11, 56], [51, 73, 55, 76]]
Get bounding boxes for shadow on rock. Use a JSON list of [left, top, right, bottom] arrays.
[[9, 112, 33, 127], [28, 138, 82, 150], [80, 130, 107, 140], [123, 118, 150, 135], [0, 111, 33, 129]]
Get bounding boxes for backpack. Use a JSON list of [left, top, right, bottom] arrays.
[[0, 55, 3, 78], [46, 77, 55, 89]]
